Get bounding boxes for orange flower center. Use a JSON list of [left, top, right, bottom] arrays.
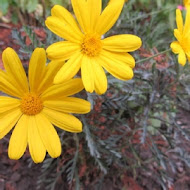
[[20, 93, 43, 115], [81, 34, 102, 57]]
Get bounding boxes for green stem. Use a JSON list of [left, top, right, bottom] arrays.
[[136, 49, 171, 64]]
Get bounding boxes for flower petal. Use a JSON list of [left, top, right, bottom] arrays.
[[51, 5, 81, 34], [71, 0, 89, 33], [184, 8, 190, 34], [0, 108, 22, 139], [102, 34, 142, 52], [37, 60, 65, 94], [44, 97, 91, 114], [92, 58, 107, 95], [186, 51, 190, 61], [41, 78, 84, 101], [174, 29, 182, 42], [95, 0, 124, 35], [0, 70, 24, 98], [176, 9, 183, 34], [8, 115, 28, 160], [102, 51, 135, 68], [87, 0, 102, 31], [81, 56, 95, 93], [178, 51, 187, 66], [0, 96, 20, 115], [2, 48, 28, 93], [99, 50, 134, 80], [28, 116, 46, 163], [71, 0, 101, 32], [46, 41, 81, 61], [42, 107, 82, 133], [35, 113, 61, 158], [170, 41, 183, 54], [45, 12, 83, 43], [29, 48, 47, 94], [54, 52, 83, 84]]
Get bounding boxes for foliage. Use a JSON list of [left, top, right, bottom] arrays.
[[5, 0, 190, 189]]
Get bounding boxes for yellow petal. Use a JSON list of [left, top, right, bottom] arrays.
[[28, 116, 46, 163], [47, 41, 81, 61], [37, 60, 65, 94], [41, 78, 84, 101], [102, 34, 142, 52], [29, 48, 47, 94], [44, 97, 91, 114], [45, 16, 83, 43], [0, 108, 22, 139], [178, 51, 187, 66], [54, 52, 83, 84], [2, 48, 28, 93], [81, 56, 95, 93], [35, 113, 61, 158], [95, 0, 124, 35], [0, 70, 24, 98], [51, 5, 81, 35], [186, 51, 190, 61], [71, 0, 89, 33], [170, 41, 183, 54], [102, 51, 135, 68], [184, 0, 188, 6], [184, 8, 190, 34], [174, 29, 182, 42], [42, 107, 82, 133], [99, 50, 134, 80], [176, 9, 184, 34], [0, 96, 20, 115], [87, 0, 102, 31], [8, 115, 28, 160], [92, 58, 107, 95]]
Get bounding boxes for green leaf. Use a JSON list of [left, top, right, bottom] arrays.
[[0, 0, 9, 15], [50, 0, 70, 7], [150, 118, 161, 127], [26, 0, 38, 13]]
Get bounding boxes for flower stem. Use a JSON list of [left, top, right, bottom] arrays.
[[136, 49, 171, 64]]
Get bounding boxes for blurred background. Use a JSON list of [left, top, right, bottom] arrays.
[[0, 0, 190, 190]]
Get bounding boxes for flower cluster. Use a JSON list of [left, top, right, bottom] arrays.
[[0, 0, 189, 163], [0, 0, 141, 163]]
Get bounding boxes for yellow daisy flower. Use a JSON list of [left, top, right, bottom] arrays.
[[45, 0, 142, 95], [0, 47, 90, 163], [184, 0, 190, 9], [170, 9, 190, 66]]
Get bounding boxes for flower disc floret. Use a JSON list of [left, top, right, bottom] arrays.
[[20, 93, 43, 115], [81, 34, 102, 57]]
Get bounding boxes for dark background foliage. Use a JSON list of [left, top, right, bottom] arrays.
[[0, 0, 190, 189]]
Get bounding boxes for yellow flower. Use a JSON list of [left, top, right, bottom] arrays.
[[170, 9, 190, 66], [0, 47, 90, 163], [184, 0, 190, 9], [45, 0, 142, 95]]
